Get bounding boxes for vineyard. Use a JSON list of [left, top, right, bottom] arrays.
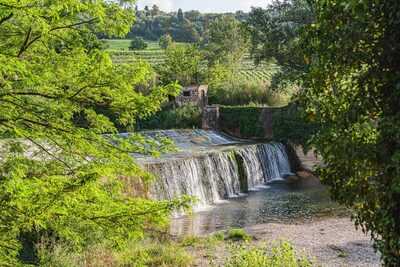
[[104, 39, 279, 83]]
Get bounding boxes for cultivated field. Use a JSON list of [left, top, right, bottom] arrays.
[[103, 39, 279, 83]]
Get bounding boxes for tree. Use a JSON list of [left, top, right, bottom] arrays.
[[301, 0, 400, 265], [144, 5, 150, 17], [159, 34, 174, 49], [246, 0, 314, 87], [0, 0, 187, 265], [204, 15, 249, 69], [151, 4, 160, 17], [156, 45, 205, 86], [177, 8, 184, 23], [129, 36, 148, 50]]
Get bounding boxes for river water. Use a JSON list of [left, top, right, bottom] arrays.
[[133, 130, 335, 236]]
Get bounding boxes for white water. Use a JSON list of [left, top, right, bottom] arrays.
[[143, 132, 293, 212]]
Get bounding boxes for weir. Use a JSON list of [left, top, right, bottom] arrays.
[[136, 130, 294, 212]]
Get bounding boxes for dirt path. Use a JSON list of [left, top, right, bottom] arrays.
[[245, 218, 380, 267]]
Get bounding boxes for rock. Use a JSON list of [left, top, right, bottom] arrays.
[[286, 175, 300, 183]]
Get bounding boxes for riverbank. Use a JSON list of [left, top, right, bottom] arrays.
[[187, 218, 379, 267], [245, 218, 379, 267]]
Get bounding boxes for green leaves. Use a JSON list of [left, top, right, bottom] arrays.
[[301, 0, 400, 265], [0, 0, 189, 264]]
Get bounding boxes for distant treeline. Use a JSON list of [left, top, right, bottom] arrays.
[[125, 5, 249, 42]]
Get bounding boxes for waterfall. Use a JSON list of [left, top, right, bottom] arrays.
[[143, 142, 294, 212]]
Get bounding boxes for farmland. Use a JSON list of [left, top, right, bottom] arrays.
[[104, 39, 279, 83]]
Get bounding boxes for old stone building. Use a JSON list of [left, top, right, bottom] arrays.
[[175, 85, 208, 108]]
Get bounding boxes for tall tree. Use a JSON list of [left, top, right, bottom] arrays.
[[156, 45, 205, 86], [204, 15, 249, 69], [151, 4, 160, 17], [0, 0, 186, 264], [301, 0, 400, 265], [177, 8, 185, 23], [246, 0, 313, 87]]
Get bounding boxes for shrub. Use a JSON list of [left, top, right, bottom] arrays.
[[219, 106, 265, 138], [138, 104, 202, 130], [226, 228, 252, 242], [159, 34, 174, 49], [129, 37, 148, 50], [226, 242, 313, 267], [208, 79, 289, 106], [37, 240, 193, 267]]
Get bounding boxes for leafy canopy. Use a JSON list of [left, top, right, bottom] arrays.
[[246, 0, 313, 88], [301, 0, 400, 265], [156, 44, 205, 86], [0, 0, 187, 265]]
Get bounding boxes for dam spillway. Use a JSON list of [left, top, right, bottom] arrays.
[[135, 130, 294, 212]]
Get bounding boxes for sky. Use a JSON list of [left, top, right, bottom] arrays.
[[136, 0, 271, 13]]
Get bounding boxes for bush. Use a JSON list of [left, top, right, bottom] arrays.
[[219, 106, 265, 138], [129, 37, 148, 50], [209, 79, 289, 106], [37, 240, 193, 267], [272, 103, 319, 148], [226, 242, 313, 267], [138, 104, 202, 130], [226, 228, 252, 242], [159, 34, 174, 49]]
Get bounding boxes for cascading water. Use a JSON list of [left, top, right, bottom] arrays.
[[139, 130, 294, 212]]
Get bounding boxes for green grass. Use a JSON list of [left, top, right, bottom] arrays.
[[226, 242, 313, 267]]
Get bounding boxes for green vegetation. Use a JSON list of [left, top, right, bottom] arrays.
[[159, 34, 174, 49], [272, 104, 319, 148], [139, 104, 202, 130], [37, 240, 193, 267], [226, 229, 252, 242], [246, 0, 313, 89], [0, 1, 189, 265], [300, 0, 400, 265], [226, 242, 313, 267], [129, 7, 241, 42], [156, 44, 205, 86], [129, 36, 148, 50], [220, 106, 266, 138], [203, 15, 249, 68]]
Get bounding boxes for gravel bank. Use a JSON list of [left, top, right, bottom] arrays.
[[245, 218, 380, 267]]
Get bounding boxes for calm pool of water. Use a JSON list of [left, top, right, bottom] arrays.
[[170, 178, 345, 236]]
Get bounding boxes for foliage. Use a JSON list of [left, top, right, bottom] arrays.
[[129, 36, 148, 50], [203, 15, 249, 69], [272, 104, 319, 148], [226, 242, 313, 267], [209, 79, 289, 106], [156, 44, 205, 86], [0, 0, 190, 265], [139, 104, 202, 130], [226, 229, 252, 242], [128, 7, 248, 43], [246, 0, 314, 88], [301, 0, 400, 265], [37, 239, 193, 267], [220, 106, 265, 138], [159, 34, 174, 49], [130, 6, 202, 43]]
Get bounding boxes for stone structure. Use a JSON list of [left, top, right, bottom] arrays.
[[175, 85, 208, 108], [202, 105, 220, 130]]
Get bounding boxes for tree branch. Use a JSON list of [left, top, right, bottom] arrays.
[[0, 12, 13, 26], [16, 18, 98, 57], [17, 27, 32, 57]]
